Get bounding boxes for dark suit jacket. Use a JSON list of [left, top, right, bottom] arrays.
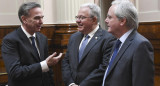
[[2, 27, 54, 86], [104, 30, 154, 86], [62, 27, 115, 86]]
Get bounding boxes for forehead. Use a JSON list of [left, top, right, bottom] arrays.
[[28, 7, 44, 17], [77, 7, 90, 16], [108, 5, 116, 15]]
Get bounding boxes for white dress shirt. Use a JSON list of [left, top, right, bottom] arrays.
[[21, 25, 49, 72], [79, 25, 99, 49]]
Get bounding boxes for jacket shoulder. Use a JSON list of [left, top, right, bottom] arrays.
[[3, 28, 19, 40]]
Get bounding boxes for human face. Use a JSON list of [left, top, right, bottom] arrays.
[[23, 7, 44, 35], [76, 7, 94, 34], [105, 5, 121, 37]]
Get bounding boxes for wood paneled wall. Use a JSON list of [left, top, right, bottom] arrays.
[[48, 24, 78, 86], [138, 22, 160, 86], [0, 26, 18, 85], [0, 22, 160, 86], [138, 22, 160, 73]]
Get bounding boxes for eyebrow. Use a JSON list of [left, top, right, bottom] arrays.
[[34, 15, 44, 18]]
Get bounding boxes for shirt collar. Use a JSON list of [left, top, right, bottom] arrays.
[[119, 29, 134, 44], [21, 25, 36, 38], [87, 25, 99, 38]]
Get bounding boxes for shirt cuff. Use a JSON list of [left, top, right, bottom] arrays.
[[69, 83, 76, 86], [40, 60, 49, 72]]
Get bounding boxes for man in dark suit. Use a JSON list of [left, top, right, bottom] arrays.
[[1, 2, 62, 86], [62, 3, 115, 86], [102, 0, 154, 86]]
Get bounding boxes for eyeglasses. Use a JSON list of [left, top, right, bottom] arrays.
[[75, 16, 92, 20]]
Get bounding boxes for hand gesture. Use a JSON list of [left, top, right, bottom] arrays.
[[46, 52, 63, 67]]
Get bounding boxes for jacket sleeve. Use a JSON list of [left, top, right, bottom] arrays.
[[61, 35, 75, 86], [132, 41, 154, 86]]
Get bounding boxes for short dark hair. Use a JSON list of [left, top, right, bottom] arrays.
[[18, 2, 41, 23]]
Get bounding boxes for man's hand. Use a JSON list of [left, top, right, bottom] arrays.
[[46, 52, 63, 67]]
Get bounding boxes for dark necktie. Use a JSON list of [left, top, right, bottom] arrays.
[[79, 35, 90, 62], [30, 36, 40, 59], [102, 39, 122, 86]]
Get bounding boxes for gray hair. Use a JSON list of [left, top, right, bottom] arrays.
[[18, 2, 41, 23], [112, 0, 138, 29], [80, 3, 101, 23]]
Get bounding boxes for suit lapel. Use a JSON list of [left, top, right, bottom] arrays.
[[17, 28, 40, 62], [79, 28, 103, 63], [106, 30, 136, 76]]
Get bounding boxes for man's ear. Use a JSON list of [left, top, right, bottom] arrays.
[[21, 15, 27, 24], [120, 18, 126, 26], [92, 16, 98, 23]]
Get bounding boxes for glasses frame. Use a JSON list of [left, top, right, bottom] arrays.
[[75, 16, 93, 20]]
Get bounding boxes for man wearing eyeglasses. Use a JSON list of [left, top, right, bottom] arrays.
[[62, 3, 115, 86]]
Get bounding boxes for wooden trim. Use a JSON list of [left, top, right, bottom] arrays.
[[0, 23, 77, 28], [0, 73, 8, 84], [139, 21, 160, 25]]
